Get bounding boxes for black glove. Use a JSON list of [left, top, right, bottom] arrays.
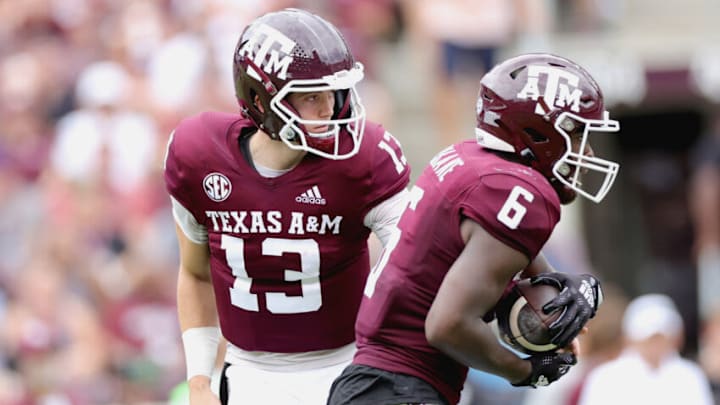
[[511, 351, 577, 388], [530, 273, 603, 348]]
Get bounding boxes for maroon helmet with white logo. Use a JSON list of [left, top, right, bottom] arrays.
[[475, 53, 620, 203], [233, 8, 366, 160]]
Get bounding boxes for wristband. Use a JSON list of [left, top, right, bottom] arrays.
[[182, 326, 221, 380]]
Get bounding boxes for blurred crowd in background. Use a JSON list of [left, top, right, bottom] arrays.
[[2, 0, 720, 404]]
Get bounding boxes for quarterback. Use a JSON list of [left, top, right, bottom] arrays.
[[163, 8, 410, 405]]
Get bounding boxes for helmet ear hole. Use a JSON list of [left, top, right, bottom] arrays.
[[524, 128, 549, 144], [250, 90, 263, 112]]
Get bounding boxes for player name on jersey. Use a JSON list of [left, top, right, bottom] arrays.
[[430, 146, 465, 182], [205, 210, 343, 235]]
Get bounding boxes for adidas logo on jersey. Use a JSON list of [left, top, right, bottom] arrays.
[[296, 185, 326, 205]]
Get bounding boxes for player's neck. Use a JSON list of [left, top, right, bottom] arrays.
[[249, 131, 307, 171]]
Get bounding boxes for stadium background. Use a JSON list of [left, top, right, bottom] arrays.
[[2, 0, 720, 403]]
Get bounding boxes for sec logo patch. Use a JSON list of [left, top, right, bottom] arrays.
[[203, 172, 232, 202]]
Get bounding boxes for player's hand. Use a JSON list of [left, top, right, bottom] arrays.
[[188, 376, 221, 405], [511, 351, 577, 388], [530, 273, 603, 348]]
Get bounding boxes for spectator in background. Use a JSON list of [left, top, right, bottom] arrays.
[[404, 0, 551, 147], [327, 0, 403, 125], [1, 255, 113, 404], [689, 115, 720, 325], [688, 115, 720, 402], [698, 308, 720, 403], [1, 3, 191, 402], [577, 294, 714, 405], [50, 60, 159, 202]]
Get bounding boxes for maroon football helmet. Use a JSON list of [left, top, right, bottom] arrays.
[[233, 8, 366, 160], [475, 53, 620, 203]]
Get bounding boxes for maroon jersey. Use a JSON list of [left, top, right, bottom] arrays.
[[354, 141, 560, 404], [164, 111, 409, 352]]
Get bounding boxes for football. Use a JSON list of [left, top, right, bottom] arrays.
[[495, 276, 562, 354]]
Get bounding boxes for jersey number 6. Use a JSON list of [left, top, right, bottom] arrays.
[[497, 185, 534, 230]]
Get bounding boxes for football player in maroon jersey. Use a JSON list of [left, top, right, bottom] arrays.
[[163, 8, 410, 405], [327, 53, 616, 405]]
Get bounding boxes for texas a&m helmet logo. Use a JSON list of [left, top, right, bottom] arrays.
[[517, 65, 582, 115], [237, 24, 296, 81]]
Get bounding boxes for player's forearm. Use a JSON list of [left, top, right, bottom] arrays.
[[427, 316, 530, 384], [178, 267, 221, 381], [520, 252, 555, 278], [177, 267, 218, 330]]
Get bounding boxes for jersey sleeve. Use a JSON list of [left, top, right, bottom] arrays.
[[171, 196, 208, 243], [163, 120, 202, 224], [363, 188, 409, 246], [364, 125, 411, 209], [460, 173, 560, 259]]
